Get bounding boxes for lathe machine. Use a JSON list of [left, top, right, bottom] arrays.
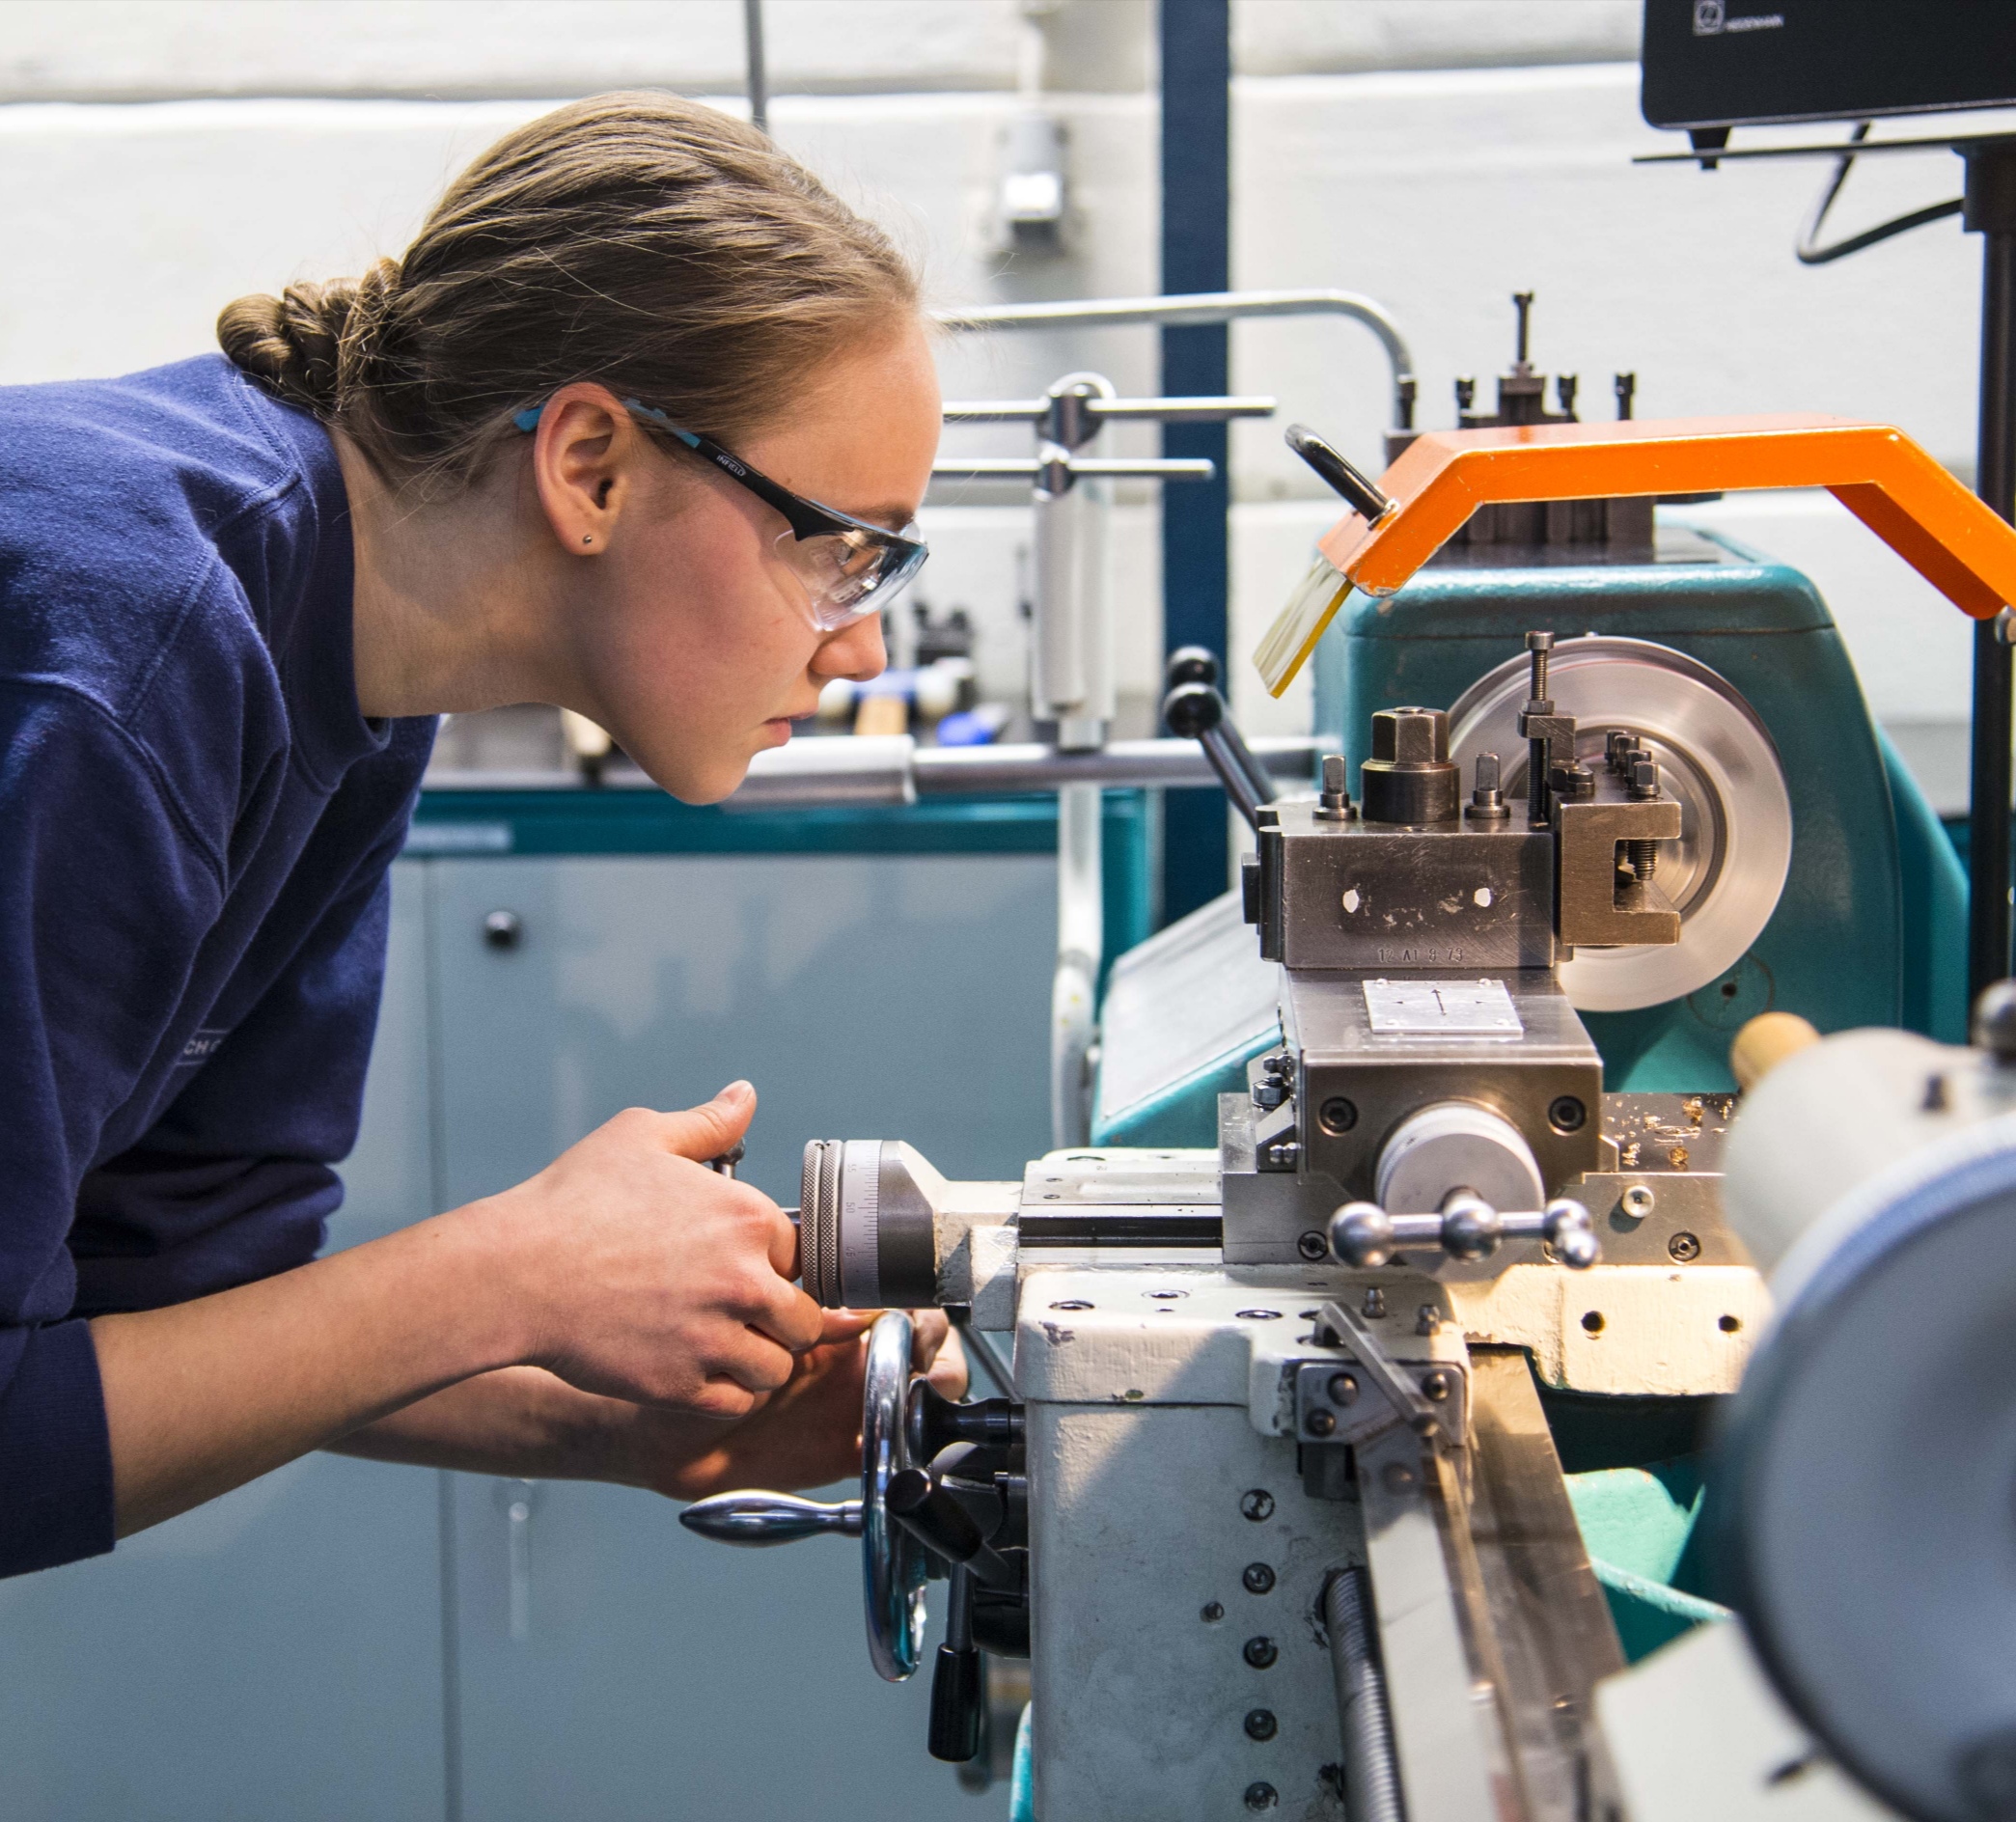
[[683, 400, 2016, 1822]]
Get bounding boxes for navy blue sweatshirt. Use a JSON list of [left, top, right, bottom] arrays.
[[0, 354, 434, 1577]]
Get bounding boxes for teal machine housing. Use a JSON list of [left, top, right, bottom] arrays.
[[1092, 527, 1965, 1147], [1086, 527, 1967, 1663]]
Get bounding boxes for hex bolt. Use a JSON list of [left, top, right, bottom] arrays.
[[1416, 1303, 1440, 1337], [1549, 759, 1595, 803], [1327, 1371, 1359, 1407], [1243, 1636, 1279, 1670], [1421, 1370, 1450, 1402], [1244, 1710, 1279, 1743], [1242, 1563, 1276, 1595], [1617, 1184, 1655, 1221], [1363, 1286, 1387, 1319], [483, 909, 523, 951], [1306, 1408, 1338, 1438], [1244, 1782, 1279, 1811], [1240, 1490, 1275, 1523], [1668, 1230, 1702, 1262], [1297, 1231, 1329, 1261]]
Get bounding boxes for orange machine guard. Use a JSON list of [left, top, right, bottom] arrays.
[[1265, 415, 2016, 697]]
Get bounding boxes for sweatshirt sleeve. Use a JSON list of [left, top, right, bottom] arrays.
[[0, 679, 228, 1577]]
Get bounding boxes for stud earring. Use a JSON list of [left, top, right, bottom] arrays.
[[582, 535, 593, 545]]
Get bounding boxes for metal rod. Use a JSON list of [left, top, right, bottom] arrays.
[[942, 396, 1275, 424], [742, 0, 767, 133], [1325, 1568, 1407, 1822], [930, 456, 1216, 482], [1968, 143, 2016, 1005], [933, 289, 1418, 424], [911, 735, 1316, 795]]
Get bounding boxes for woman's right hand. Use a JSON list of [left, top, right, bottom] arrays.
[[470, 1081, 826, 1418]]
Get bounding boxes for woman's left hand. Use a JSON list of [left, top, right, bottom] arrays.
[[327, 1308, 967, 1498]]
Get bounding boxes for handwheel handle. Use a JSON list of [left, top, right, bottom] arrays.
[[679, 1491, 863, 1546]]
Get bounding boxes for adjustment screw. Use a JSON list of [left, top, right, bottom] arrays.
[[1244, 1710, 1279, 1743], [1297, 1230, 1329, 1261], [483, 909, 523, 951], [1318, 1096, 1358, 1135], [1243, 1636, 1279, 1670], [1240, 1489, 1275, 1523], [1549, 1094, 1588, 1133], [1628, 758, 1662, 801], [1243, 1563, 1276, 1595], [1421, 1369, 1451, 1402], [1306, 1407, 1338, 1438], [1668, 1230, 1702, 1262], [1327, 1371, 1359, 1407], [1244, 1782, 1279, 1811], [1974, 980, 2016, 1063]]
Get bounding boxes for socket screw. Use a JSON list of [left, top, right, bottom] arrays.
[[1306, 1408, 1337, 1438], [1243, 1637, 1279, 1670], [1668, 1230, 1702, 1262], [1421, 1369, 1451, 1402], [1242, 1563, 1276, 1595], [1618, 1184, 1655, 1221], [1240, 1490, 1275, 1523], [1297, 1231, 1329, 1261], [1244, 1710, 1279, 1743], [1244, 1781, 1279, 1810]]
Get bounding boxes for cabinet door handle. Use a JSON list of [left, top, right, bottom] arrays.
[[497, 1478, 539, 1642]]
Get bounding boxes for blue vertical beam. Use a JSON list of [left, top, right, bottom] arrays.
[[1159, 0, 1232, 924]]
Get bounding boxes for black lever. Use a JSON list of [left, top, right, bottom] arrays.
[[907, 1381, 1024, 1464], [1284, 423, 1395, 523], [927, 1566, 984, 1763], [886, 1468, 1019, 1592], [1161, 650, 1276, 833]]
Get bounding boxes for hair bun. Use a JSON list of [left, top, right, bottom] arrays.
[[216, 279, 359, 418]]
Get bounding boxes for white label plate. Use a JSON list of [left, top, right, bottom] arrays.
[[1362, 978, 1523, 1037]]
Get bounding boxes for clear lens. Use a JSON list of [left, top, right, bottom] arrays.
[[772, 525, 927, 631]]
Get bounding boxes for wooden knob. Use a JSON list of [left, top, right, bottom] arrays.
[[1730, 1011, 1821, 1091]]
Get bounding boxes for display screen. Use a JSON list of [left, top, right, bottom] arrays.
[[1641, 0, 2016, 129]]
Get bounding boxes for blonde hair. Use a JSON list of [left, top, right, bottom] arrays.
[[218, 92, 919, 487]]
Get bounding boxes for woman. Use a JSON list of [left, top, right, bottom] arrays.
[[0, 91, 957, 1579]]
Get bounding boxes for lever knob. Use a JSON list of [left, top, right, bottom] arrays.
[[678, 1491, 863, 1546], [1161, 679, 1224, 740], [1165, 645, 1221, 690]]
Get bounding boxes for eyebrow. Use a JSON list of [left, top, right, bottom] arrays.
[[851, 502, 919, 532]]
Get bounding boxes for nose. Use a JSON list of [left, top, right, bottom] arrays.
[[815, 612, 887, 683]]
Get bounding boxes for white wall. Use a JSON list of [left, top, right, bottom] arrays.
[[0, 2, 1997, 783]]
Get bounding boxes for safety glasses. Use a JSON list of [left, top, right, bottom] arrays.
[[513, 398, 928, 631]]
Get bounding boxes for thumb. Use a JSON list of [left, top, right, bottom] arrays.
[[658, 1080, 757, 1162]]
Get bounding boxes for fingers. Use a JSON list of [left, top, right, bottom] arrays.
[[818, 1309, 877, 1346], [908, 1307, 951, 1369], [926, 1330, 970, 1400], [653, 1081, 757, 1163], [741, 1275, 825, 1354]]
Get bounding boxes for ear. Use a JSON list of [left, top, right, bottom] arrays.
[[526, 383, 649, 556]]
